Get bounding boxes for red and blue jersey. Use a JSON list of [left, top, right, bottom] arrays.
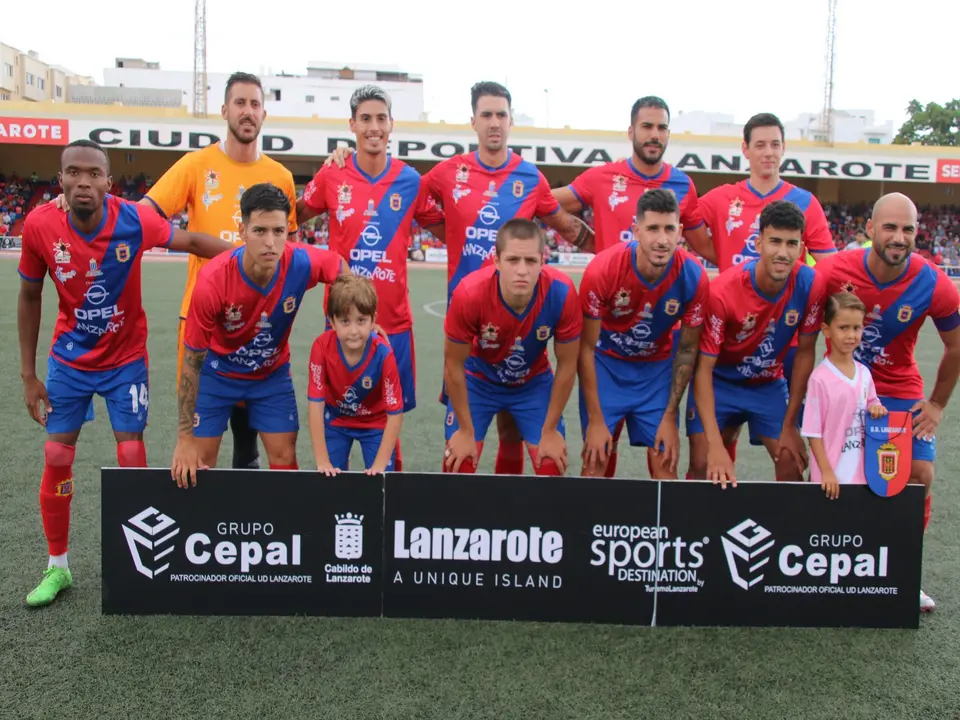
[[302, 155, 442, 333], [701, 261, 826, 385], [568, 160, 704, 253], [184, 243, 343, 380], [699, 180, 835, 271], [307, 329, 402, 429], [423, 151, 560, 303], [445, 265, 581, 386], [816, 249, 960, 399], [580, 244, 709, 361], [17, 195, 174, 372]]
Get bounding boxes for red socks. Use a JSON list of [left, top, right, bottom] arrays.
[[40, 441, 75, 557], [528, 448, 562, 477], [117, 440, 147, 467], [495, 441, 524, 475], [725, 440, 738, 463], [394, 439, 403, 472], [924, 495, 932, 532], [270, 462, 299, 470], [603, 452, 619, 478]]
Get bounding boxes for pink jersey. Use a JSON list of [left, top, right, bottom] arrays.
[[568, 160, 704, 254], [580, 244, 709, 361], [816, 248, 960, 399], [801, 359, 880, 486], [302, 155, 442, 333], [701, 261, 826, 385], [17, 196, 174, 371], [699, 180, 835, 271], [307, 330, 402, 429], [184, 243, 343, 379], [445, 265, 581, 386], [423, 151, 560, 302]]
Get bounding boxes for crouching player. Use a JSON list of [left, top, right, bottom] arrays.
[[171, 184, 347, 487], [442, 219, 582, 475], [307, 275, 403, 474]]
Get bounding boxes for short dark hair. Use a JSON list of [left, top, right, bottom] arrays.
[[758, 200, 805, 234], [824, 292, 866, 326], [631, 96, 670, 125], [225, 72, 264, 103], [61, 139, 110, 171], [471, 81, 511, 115], [743, 112, 785, 144], [240, 183, 291, 223], [495, 218, 545, 254], [636, 188, 679, 220]]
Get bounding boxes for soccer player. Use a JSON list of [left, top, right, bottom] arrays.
[[308, 275, 403, 474], [297, 85, 444, 470], [688, 201, 826, 488], [579, 189, 710, 479], [171, 184, 347, 487], [326, 81, 593, 477], [815, 192, 960, 612], [17, 139, 232, 607], [146, 72, 300, 471], [443, 219, 582, 475]]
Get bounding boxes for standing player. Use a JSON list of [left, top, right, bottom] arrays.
[[145, 72, 300, 471], [297, 85, 444, 470], [326, 82, 592, 476], [579, 190, 710, 479], [18, 139, 232, 607], [171, 184, 347, 487], [308, 275, 404, 474], [689, 201, 826, 487], [816, 192, 960, 612], [443, 219, 582, 475]]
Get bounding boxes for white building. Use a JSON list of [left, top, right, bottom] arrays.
[[671, 108, 894, 144], [103, 59, 427, 121]]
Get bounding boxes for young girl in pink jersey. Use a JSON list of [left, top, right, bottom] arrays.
[[801, 292, 887, 499]]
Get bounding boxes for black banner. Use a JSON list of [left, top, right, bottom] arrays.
[[654, 481, 925, 629], [382, 473, 658, 625], [101, 469, 383, 616]]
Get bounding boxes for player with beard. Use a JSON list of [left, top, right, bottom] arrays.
[[144, 72, 299, 471], [815, 193, 960, 613]]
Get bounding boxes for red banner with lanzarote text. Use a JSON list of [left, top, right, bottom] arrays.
[[0, 117, 68, 145]]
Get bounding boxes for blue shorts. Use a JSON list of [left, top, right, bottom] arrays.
[[444, 372, 564, 446], [325, 423, 395, 471], [46, 354, 149, 435], [579, 354, 674, 449], [388, 330, 417, 413], [686, 375, 788, 446], [194, 363, 299, 438], [879, 396, 936, 463]]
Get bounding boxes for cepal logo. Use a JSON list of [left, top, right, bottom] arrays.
[[721, 519, 774, 591], [123, 507, 180, 579]]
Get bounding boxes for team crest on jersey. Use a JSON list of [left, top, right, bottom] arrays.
[[481, 323, 499, 343], [337, 183, 353, 205], [638, 303, 654, 319], [362, 376, 373, 390], [664, 298, 680, 316], [897, 305, 913, 323], [283, 296, 296, 314], [878, 441, 900, 482], [364, 199, 378, 217], [736, 312, 758, 342], [53, 239, 71, 264], [115, 243, 131, 263], [390, 193, 402, 212], [728, 198, 744, 218], [612, 174, 628, 193], [785, 309, 800, 326], [484, 181, 499, 198], [614, 288, 631, 308], [456, 163, 470, 184], [55, 479, 73, 497], [536, 325, 550, 341], [256, 311, 272, 330], [512, 181, 524, 198], [867, 304, 883, 321], [225, 304, 243, 323], [86, 259, 102, 278]]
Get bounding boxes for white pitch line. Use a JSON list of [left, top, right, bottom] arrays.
[[423, 300, 446, 319]]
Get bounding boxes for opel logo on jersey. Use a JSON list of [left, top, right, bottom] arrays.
[[360, 225, 382, 248], [85, 285, 109, 306], [478, 205, 500, 226], [862, 325, 882, 345]]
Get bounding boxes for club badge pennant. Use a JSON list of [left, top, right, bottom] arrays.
[[864, 410, 912, 497]]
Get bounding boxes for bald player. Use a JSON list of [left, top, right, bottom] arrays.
[[815, 193, 960, 613]]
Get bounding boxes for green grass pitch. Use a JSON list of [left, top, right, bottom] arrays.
[[1, 257, 959, 719]]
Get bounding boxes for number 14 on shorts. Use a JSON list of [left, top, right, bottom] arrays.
[[128, 383, 149, 413]]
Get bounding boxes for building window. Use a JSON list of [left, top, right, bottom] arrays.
[[305, 95, 315, 103], [330, 95, 340, 101], [56, 85, 62, 98], [26, 72, 34, 86], [0, 93, 9, 101], [268, 88, 281, 101], [4, 64, 11, 77], [868, 137, 880, 145], [38, 78, 44, 90]]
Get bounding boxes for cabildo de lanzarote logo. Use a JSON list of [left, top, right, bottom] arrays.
[[325, 513, 374, 585], [390, 520, 565, 589], [721, 518, 899, 597]]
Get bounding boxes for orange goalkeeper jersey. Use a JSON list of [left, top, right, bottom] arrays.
[[145, 142, 299, 319]]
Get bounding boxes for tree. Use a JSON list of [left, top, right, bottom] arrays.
[[893, 99, 960, 146]]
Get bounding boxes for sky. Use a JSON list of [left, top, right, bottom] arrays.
[[4, 0, 957, 132]]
